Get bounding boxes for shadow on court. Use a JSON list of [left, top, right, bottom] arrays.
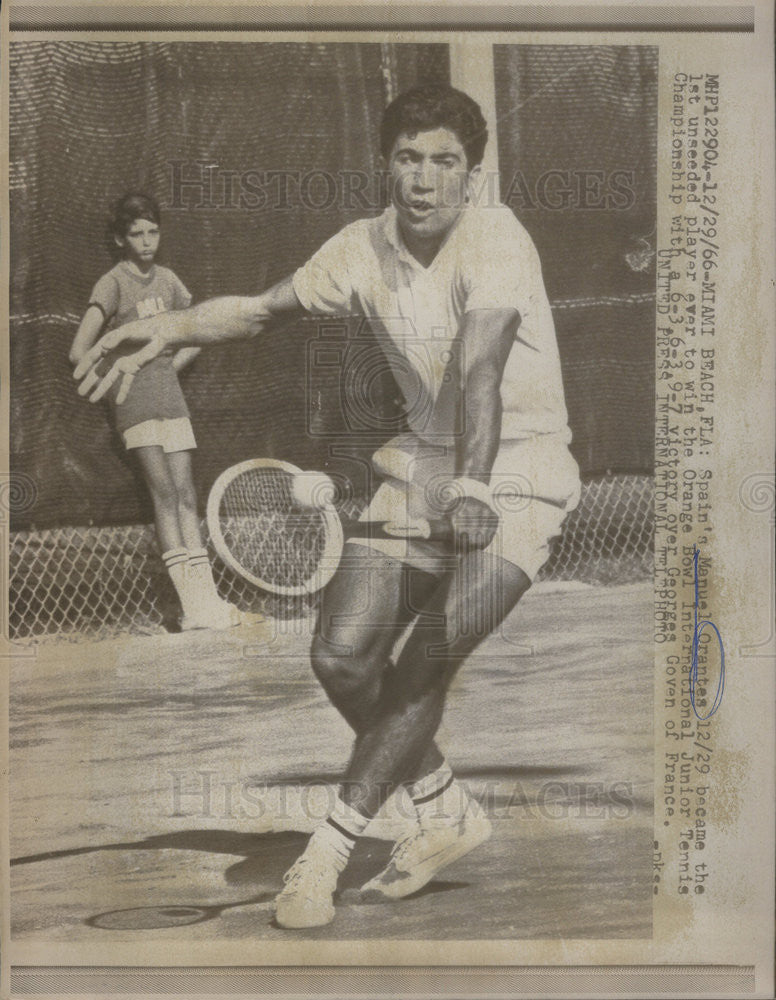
[[11, 829, 310, 868], [13, 825, 470, 936], [12, 828, 395, 894], [10, 582, 653, 942]]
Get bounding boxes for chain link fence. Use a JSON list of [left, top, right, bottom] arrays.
[[9, 474, 653, 642]]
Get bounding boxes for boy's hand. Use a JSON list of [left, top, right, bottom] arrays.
[[74, 330, 168, 405]]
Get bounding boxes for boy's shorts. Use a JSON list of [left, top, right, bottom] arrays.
[[122, 417, 197, 453], [352, 433, 581, 581]]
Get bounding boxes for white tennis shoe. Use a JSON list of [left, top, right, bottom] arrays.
[[207, 598, 250, 629], [181, 598, 253, 631], [360, 797, 492, 901], [274, 838, 347, 929]]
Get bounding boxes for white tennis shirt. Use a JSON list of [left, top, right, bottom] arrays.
[[293, 202, 571, 445]]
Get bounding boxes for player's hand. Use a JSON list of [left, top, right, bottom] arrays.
[[74, 330, 168, 405], [449, 496, 500, 551]]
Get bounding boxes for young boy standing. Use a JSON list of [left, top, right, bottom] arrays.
[[70, 193, 244, 630]]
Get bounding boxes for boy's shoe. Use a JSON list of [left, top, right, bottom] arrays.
[[360, 798, 492, 901], [181, 599, 255, 631], [207, 598, 250, 629]]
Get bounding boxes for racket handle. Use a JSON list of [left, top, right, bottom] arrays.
[[342, 517, 454, 543]]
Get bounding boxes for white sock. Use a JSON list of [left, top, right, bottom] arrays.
[[407, 761, 454, 802], [407, 762, 466, 824], [187, 547, 222, 605], [162, 548, 198, 617], [310, 796, 370, 868]]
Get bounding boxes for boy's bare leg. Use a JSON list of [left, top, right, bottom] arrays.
[[165, 449, 203, 551], [134, 445, 184, 551]]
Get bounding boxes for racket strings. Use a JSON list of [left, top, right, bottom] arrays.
[[218, 468, 328, 589]]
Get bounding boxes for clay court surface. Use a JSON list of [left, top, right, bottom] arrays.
[[10, 582, 652, 943]]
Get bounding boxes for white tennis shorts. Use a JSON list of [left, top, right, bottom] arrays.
[[122, 417, 197, 453], [354, 433, 581, 580]]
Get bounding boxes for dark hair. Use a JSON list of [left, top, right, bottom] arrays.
[[110, 192, 161, 238], [380, 84, 488, 169]]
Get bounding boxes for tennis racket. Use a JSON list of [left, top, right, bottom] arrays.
[[206, 458, 455, 596]]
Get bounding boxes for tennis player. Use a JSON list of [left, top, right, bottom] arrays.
[[74, 86, 580, 927], [70, 193, 244, 630]]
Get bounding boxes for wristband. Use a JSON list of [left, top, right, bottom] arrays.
[[453, 476, 498, 514]]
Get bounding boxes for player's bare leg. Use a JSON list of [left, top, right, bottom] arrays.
[[351, 551, 531, 899], [310, 544, 447, 777], [342, 551, 530, 813], [274, 546, 444, 928], [275, 546, 529, 925]]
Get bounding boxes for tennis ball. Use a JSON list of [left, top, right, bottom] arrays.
[[290, 472, 336, 509]]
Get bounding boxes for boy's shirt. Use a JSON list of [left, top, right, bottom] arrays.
[[293, 202, 571, 446], [89, 261, 192, 330], [87, 261, 193, 430]]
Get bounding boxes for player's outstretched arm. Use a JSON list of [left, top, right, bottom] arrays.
[[73, 276, 302, 405]]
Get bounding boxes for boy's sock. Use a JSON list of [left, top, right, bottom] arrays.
[[162, 547, 199, 619], [186, 547, 247, 628], [187, 547, 223, 605]]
